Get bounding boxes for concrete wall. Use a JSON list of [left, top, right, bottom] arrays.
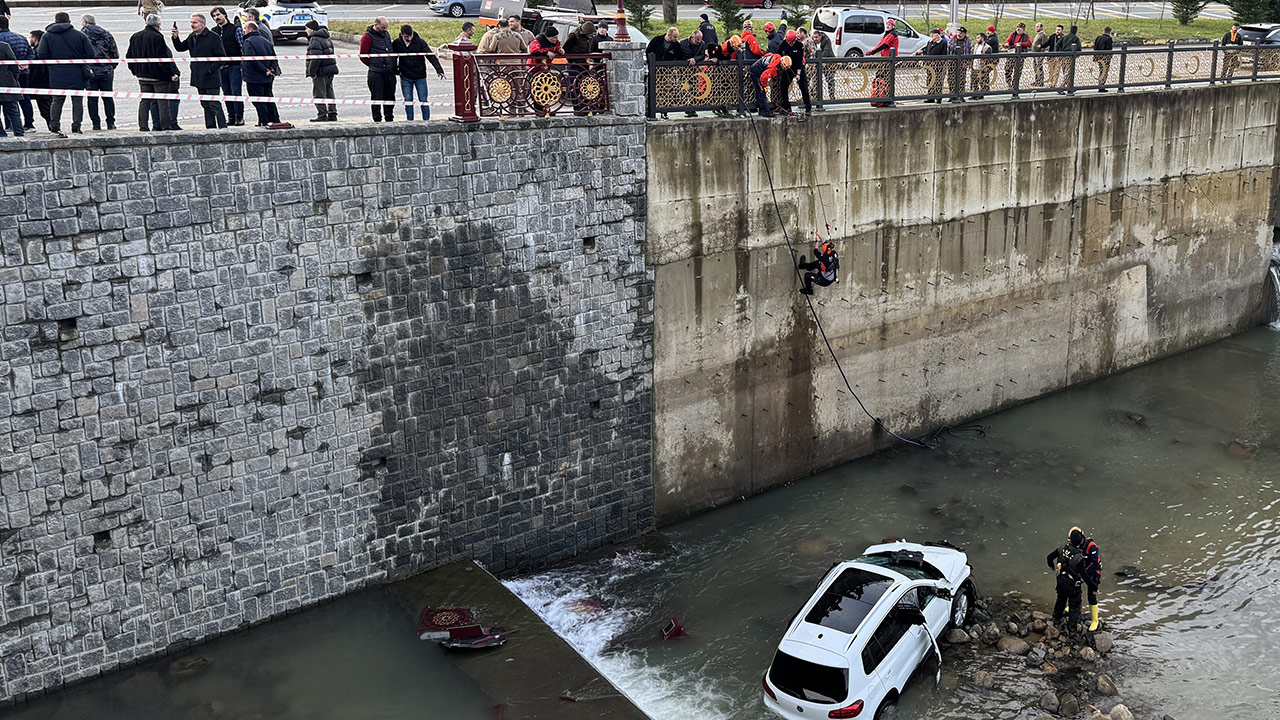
[[648, 84, 1276, 522], [0, 118, 652, 703]]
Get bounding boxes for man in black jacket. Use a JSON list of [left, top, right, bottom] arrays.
[[127, 14, 180, 131], [80, 14, 117, 130], [922, 28, 948, 101], [37, 12, 93, 136], [210, 6, 243, 125], [779, 30, 808, 114], [1092, 26, 1113, 91], [391, 24, 442, 121], [0, 39, 21, 136], [172, 13, 226, 128], [698, 14, 717, 48], [360, 17, 398, 121], [305, 21, 338, 122]]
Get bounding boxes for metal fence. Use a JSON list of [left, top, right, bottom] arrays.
[[469, 53, 612, 118], [648, 43, 1280, 115]]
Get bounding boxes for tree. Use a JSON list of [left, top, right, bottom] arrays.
[[1171, 0, 1209, 23], [663, 0, 678, 25], [623, 0, 654, 34], [782, 2, 813, 29], [1228, 0, 1280, 22], [706, 0, 751, 35]]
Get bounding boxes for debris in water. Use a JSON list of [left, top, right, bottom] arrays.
[[1226, 440, 1257, 459], [662, 618, 687, 640]]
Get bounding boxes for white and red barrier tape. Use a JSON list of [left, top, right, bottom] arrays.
[[1, 51, 584, 65], [11, 86, 455, 107]]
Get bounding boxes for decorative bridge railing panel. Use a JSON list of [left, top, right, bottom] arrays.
[[649, 43, 1280, 116], [469, 54, 612, 118]]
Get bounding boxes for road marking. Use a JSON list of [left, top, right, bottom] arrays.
[[375, 5, 402, 11]]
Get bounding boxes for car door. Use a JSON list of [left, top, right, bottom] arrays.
[[862, 600, 928, 699]]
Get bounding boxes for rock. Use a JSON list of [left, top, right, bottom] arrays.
[[1007, 621, 1021, 635], [997, 636, 1032, 655], [974, 670, 995, 688], [1226, 440, 1257, 459], [169, 656, 211, 679], [1038, 691, 1059, 712], [1109, 704, 1134, 720], [1031, 610, 1051, 621], [1162, 716, 1177, 720], [1073, 465, 1086, 474], [1059, 693, 1080, 716], [980, 623, 1002, 645], [1032, 618, 1047, 633], [1094, 631, 1115, 654], [1044, 624, 1061, 640], [1042, 661, 1058, 675], [1097, 674, 1119, 696], [1080, 646, 1098, 662], [945, 628, 972, 644], [1025, 647, 1047, 667]]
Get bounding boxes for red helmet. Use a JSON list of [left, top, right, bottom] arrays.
[[764, 22, 776, 31]]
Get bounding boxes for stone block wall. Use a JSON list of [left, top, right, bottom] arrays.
[[0, 117, 652, 703]]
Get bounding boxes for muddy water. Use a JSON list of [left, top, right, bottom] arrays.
[[4, 588, 492, 720], [507, 329, 1280, 720]]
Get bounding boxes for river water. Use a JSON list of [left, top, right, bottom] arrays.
[[506, 328, 1280, 720]]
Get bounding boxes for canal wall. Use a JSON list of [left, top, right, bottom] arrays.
[[647, 83, 1277, 522], [0, 117, 652, 703]]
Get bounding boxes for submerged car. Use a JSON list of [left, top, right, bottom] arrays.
[[762, 540, 976, 720]]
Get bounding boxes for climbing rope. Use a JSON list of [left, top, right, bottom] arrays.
[[744, 111, 928, 449]]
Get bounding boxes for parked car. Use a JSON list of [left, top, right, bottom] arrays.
[[701, 0, 780, 9], [237, 0, 327, 42], [431, 0, 482, 18], [522, 8, 647, 44], [1237, 23, 1280, 45], [762, 540, 976, 720], [810, 6, 927, 57]]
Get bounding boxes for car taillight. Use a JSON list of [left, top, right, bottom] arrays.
[[836, 27, 842, 45], [762, 674, 776, 701], [828, 700, 863, 718]]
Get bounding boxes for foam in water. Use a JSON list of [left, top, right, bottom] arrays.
[[504, 553, 739, 720]]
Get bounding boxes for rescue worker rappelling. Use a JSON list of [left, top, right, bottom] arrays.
[[796, 239, 839, 295], [748, 53, 791, 118], [1046, 526, 1103, 632]]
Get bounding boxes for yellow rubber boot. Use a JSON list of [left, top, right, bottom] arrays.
[[1088, 604, 1100, 632]]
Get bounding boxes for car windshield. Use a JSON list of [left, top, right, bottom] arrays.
[[858, 552, 945, 580], [803, 567, 895, 634], [813, 9, 839, 33], [768, 650, 848, 704]]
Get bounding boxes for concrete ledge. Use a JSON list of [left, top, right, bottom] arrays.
[[388, 561, 651, 720]]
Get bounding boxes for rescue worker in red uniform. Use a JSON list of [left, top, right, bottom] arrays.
[[748, 53, 790, 117], [1046, 526, 1103, 631], [797, 239, 839, 295], [867, 19, 899, 106]]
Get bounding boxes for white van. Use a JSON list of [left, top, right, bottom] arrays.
[[811, 6, 927, 57]]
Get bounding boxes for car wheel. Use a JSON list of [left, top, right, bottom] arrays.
[[449, 3, 465, 16], [873, 691, 898, 720], [761, 0, 774, 7], [950, 579, 975, 627], [844, 48, 863, 57]]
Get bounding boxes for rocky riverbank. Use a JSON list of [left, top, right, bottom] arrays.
[[944, 593, 1177, 720]]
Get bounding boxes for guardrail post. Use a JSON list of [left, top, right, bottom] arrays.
[[1209, 40, 1219, 85], [888, 49, 897, 103], [646, 53, 657, 119], [1253, 45, 1261, 81], [449, 39, 480, 123], [1118, 42, 1127, 92], [1067, 50, 1077, 95], [1165, 40, 1175, 89], [815, 51, 825, 110]]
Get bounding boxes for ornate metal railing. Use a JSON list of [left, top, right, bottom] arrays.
[[649, 42, 1280, 116], [448, 40, 613, 121]]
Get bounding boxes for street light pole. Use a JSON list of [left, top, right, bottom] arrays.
[[615, 0, 631, 41]]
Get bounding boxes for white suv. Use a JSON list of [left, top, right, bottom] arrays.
[[238, 0, 328, 42], [811, 6, 927, 57], [762, 540, 975, 720]]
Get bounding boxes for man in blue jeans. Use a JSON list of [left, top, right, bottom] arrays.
[[391, 23, 443, 120], [211, 6, 243, 125]]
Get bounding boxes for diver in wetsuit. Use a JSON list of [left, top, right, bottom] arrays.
[[1046, 526, 1103, 631]]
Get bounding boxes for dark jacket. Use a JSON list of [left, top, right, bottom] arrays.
[[0, 29, 33, 77], [1060, 31, 1081, 52], [698, 20, 718, 48], [215, 21, 240, 61], [361, 26, 396, 74], [677, 38, 706, 61], [1224, 28, 1243, 46], [391, 32, 442, 80], [306, 27, 338, 77], [591, 30, 609, 53], [82, 23, 118, 78], [126, 25, 179, 81], [0, 40, 18, 101], [563, 27, 595, 54], [923, 36, 948, 56], [645, 35, 679, 62], [767, 30, 783, 54], [780, 38, 804, 69], [1093, 33, 1113, 53], [37, 22, 94, 89], [240, 30, 278, 84], [173, 28, 225, 88]]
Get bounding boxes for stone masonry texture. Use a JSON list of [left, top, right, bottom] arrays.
[[0, 117, 653, 704]]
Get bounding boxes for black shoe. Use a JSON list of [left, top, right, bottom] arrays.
[[92, 122, 101, 131], [169, 126, 184, 131], [71, 126, 82, 134], [23, 124, 35, 131], [799, 287, 814, 295], [310, 116, 328, 123], [107, 122, 115, 130], [1098, 88, 1108, 92], [327, 115, 338, 122]]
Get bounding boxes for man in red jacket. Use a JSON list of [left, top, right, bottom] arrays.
[[1003, 21, 1030, 87], [749, 53, 789, 117]]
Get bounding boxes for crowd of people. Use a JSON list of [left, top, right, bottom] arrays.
[[645, 15, 1252, 116]]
